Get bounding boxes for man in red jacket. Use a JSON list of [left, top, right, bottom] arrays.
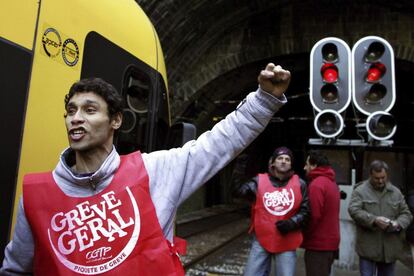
[[301, 150, 340, 276]]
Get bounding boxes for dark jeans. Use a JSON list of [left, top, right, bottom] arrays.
[[304, 249, 336, 276], [359, 257, 395, 276]]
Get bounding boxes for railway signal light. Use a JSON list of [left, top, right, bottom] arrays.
[[310, 37, 350, 139], [321, 63, 338, 83], [366, 62, 386, 83], [352, 36, 395, 115], [366, 111, 397, 141], [314, 109, 344, 139], [310, 37, 351, 113]]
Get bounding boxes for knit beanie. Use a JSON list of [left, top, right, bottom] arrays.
[[272, 146, 294, 161]]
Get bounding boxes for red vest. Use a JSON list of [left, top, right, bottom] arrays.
[[252, 173, 303, 253], [23, 151, 183, 276]]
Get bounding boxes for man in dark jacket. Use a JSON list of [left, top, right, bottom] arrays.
[[302, 150, 340, 276], [235, 146, 310, 276], [348, 160, 412, 276], [406, 192, 414, 271]]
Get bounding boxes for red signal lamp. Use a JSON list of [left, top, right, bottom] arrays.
[[321, 63, 338, 83], [366, 62, 386, 83]]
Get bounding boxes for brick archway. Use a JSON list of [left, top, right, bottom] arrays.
[[139, 0, 414, 117]]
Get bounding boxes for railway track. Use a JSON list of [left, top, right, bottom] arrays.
[[175, 205, 251, 272]]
